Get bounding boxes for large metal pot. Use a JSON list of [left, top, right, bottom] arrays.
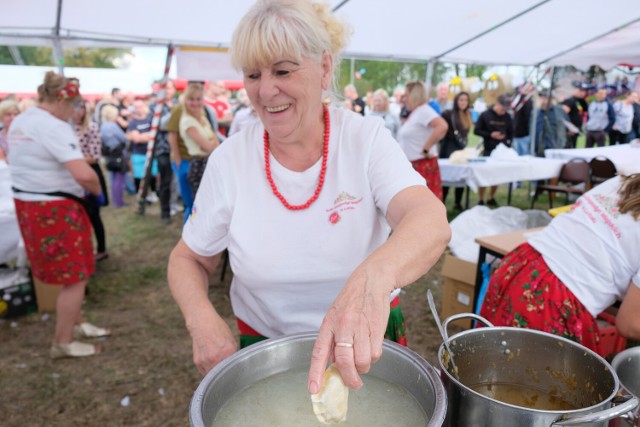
[[611, 346, 640, 426], [190, 332, 447, 426], [438, 314, 638, 427]]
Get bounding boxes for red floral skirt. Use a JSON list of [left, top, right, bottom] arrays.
[[480, 242, 601, 354], [14, 199, 95, 285], [410, 157, 443, 201]]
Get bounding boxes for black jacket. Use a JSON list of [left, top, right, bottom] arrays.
[[474, 107, 513, 155]]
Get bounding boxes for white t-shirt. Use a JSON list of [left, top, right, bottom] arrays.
[[180, 114, 214, 157], [397, 103, 440, 161], [182, 107, 424, 337], [8, 107, 84, 201], [529, 176, 640, 316], [613, 101, 634, 134]]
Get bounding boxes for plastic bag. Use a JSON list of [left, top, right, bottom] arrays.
[[448, 206, 529, 262], [489, 143, 519, 160]]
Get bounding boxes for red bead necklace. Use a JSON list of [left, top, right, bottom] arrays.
[[263, 105, 329, 210]]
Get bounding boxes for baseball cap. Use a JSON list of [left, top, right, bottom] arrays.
[[572, 81, 591, 91], [497, 94, 511, 107]]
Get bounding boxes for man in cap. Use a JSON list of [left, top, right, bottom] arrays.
[[561, 81, 590, 148], [474, 94, 513, 207]]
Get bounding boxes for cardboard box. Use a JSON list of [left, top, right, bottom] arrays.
[[0, 268, 37, 318], [33, 277, 62, 313], [440, 253, 477, 329]]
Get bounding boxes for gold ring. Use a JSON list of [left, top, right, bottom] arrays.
[[335, 342, 353, 348]]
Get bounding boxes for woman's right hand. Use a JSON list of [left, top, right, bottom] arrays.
[[189, 316, 238, 376]]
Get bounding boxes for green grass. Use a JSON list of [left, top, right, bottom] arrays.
[[86, 203, 182, 301]]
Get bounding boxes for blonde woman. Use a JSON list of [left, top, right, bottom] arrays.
[[0, 99, 20, 161], [369, 89, 400, 138], [179, 82, 220, 195], [8, 72, 109, 359], [168, 0, 449, 393], [397, 81, 448, 201]]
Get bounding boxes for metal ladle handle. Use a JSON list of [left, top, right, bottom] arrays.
[[441, 313, 495, 342]]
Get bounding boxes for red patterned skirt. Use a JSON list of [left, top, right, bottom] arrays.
[[480, 242, 601, 354], [410, 157, 443, 201], [14, 198, 95, 285]]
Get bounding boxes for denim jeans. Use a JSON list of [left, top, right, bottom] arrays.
[[513, 136, 531, 156], [171, 160, 192, 224]]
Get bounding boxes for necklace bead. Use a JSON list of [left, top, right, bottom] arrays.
[[264, 106, 330, 210]]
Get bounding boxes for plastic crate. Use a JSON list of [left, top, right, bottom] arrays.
[[596, 312, 627, 359]]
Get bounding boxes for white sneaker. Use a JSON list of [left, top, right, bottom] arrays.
[[145, 193, 158, 204]]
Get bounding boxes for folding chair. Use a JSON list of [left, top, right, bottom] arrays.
[[589, 156, 616, 188], [530, 158, 589, 209]]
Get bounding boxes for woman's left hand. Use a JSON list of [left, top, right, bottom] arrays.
[[308, 270, 392, 393]]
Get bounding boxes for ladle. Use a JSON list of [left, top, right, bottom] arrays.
[[427, 289, 459, 377]]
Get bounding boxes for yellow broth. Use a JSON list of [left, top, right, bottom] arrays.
[[471, 383, 576, 411]]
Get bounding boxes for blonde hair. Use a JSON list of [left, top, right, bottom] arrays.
[[0, 99, 19, 117], [230, 0, 349, 77], [101, 104, 119, 122], [405, 81, 428, 109], [184, 83, 204, 117], [37, 71, 80, 103], [618, 174, 640, 220], [76, 102, 91, 130], [372, 89, 389, 112]]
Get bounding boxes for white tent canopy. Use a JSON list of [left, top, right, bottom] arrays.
[[1, 0, 640, 69]]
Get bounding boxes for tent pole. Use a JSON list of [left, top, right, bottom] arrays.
[[529, 65, 541, 157], [534, 66, 556, 158], [53, 0, 64, 75], [137, 44, 175, 215], [350, 57, 355, 86], [425, 60, 434, 96], [52, 39, 65, 75]]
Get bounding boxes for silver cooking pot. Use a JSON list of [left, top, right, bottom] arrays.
[[190, 332, 447, 426], [438, 314, 638, 427], [611, 346, 640, 426]]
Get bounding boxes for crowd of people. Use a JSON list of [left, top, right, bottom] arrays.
[[3, 64, 639, 222], [342, 77, 640, 208]]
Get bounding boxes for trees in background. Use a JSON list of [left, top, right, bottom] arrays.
[[0, 46, 131, 68]]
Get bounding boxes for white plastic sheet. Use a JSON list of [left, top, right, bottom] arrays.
[[448, 206, 551, 263]]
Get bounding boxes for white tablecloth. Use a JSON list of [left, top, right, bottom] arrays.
[[544, 144, 640, 175], [439, 156, 565, 192], [0, 160, 22, 264]]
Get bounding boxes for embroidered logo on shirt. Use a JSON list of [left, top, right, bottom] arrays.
[[594, 194, 621, 218], [334, 191, 356, 204], [326, 191, 363, 224]]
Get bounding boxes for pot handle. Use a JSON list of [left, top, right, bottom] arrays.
[[442, 313, 495, 341], [551, 395, 639, 426]]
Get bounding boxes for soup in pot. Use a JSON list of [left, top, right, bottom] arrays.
[[471, 382, 576, 411], [212, 367, 428, 427]]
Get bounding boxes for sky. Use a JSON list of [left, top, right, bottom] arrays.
[[0, 47, 176, 95]]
